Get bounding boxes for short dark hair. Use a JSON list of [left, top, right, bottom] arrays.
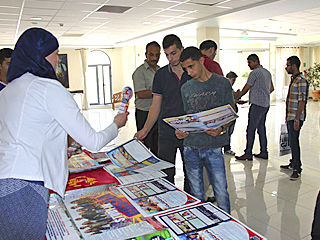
[[199, 40, 217, 51], [287, 55, 301, 69], [180, 47, 202, 63], [0, 48, 13, 64], [162, 34, 182, 50], [226, 71, 238, 79], [146, 41, 160, 52], [247, 54, 259, 63]]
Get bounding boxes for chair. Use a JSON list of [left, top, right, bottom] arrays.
[[112, 91, 122, 110]]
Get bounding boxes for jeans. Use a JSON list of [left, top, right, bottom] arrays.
[[287, 120, 303, 171], [245, 104, 269, 157], [158, 138, 190, 194], [184, 146, 230, 213], [135, 109, 158, 156]]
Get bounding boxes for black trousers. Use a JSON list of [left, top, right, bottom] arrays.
[[135, 108, 158, 156], [312, 190, 320, 240], [158, 138, 191, 194], [287, 120, 304, 171]]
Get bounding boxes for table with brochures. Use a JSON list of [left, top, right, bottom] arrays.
[[45, 139, 266, 240]]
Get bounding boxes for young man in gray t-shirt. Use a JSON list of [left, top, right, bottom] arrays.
[[175, 47, 235, 214]]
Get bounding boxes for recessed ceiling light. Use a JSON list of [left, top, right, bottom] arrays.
[[31, 17, 41, 20], [299, 29, 305, 32], [142, 21, 151, 25]]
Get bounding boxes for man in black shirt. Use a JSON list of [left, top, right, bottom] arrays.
[[135, 34, 190, 193]]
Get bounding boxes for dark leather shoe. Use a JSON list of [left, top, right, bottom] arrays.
[[253, 153, 268, 159], [206, 196, 216, 203], [235, 154, 253, 161]]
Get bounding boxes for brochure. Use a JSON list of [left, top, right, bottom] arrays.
[[104, 162, 167, 185], [118, 178, 200, 217], [46, 194, 82, 240], [155, 202, 266, 240], [163, 104, 238, 132], [68, 152, 103, 173], [106, 139, 174, 172], [64, 185, 156, 240]]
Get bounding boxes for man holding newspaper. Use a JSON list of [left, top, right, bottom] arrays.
[[174, 47, 236, 214]]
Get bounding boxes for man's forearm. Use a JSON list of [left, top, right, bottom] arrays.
[[137, 90, 152, 99], [143, 95, 162, 133], [295, 100, 305, 120]]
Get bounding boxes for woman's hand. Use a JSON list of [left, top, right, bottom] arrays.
[[113, 112, 129, 129]]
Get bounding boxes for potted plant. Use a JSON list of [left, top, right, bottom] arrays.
[[304, 62, 320, 101]]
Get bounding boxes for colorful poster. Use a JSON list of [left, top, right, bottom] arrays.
[[155, 203, 266, 240], [163, 104, 238, 132], [64, 185, 156, 240], [118, 179, 200, 217]]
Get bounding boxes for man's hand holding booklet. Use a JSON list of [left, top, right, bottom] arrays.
[[163, 104, 238, 132]]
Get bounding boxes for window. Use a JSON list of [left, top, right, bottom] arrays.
[[86, 50, 112, 105]]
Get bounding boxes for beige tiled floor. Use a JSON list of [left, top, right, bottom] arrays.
[[83, 100, 320, 240]]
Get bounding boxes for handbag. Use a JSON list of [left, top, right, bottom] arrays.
[[279, 124, 291, 156]]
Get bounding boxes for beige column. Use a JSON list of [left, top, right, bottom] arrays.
[[196, 27, 221, 62]]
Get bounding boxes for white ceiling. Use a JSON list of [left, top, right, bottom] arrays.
[[1, 0, 320, 47]]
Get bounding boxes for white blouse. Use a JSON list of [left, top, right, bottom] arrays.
[[0, 73, 118, 197]]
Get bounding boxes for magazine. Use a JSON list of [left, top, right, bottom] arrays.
[[63, 185, 157, 240], [155, 202, 266, 240], [163, 104, 238, 132], [118, 178, 200, 217]]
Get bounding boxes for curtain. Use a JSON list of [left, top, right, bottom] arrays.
[[276, 47, 304, 100], [80, 48, 89, 110]]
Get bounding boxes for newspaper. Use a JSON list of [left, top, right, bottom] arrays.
[[163, 104, 238, 132]]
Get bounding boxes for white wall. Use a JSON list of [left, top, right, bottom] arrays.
[[59, 48, 83, 90]]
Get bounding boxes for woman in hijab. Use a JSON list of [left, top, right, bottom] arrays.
[[0, 28, 128, 239]]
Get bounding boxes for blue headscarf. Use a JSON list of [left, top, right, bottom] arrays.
[[7, 28, 59, 82]]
